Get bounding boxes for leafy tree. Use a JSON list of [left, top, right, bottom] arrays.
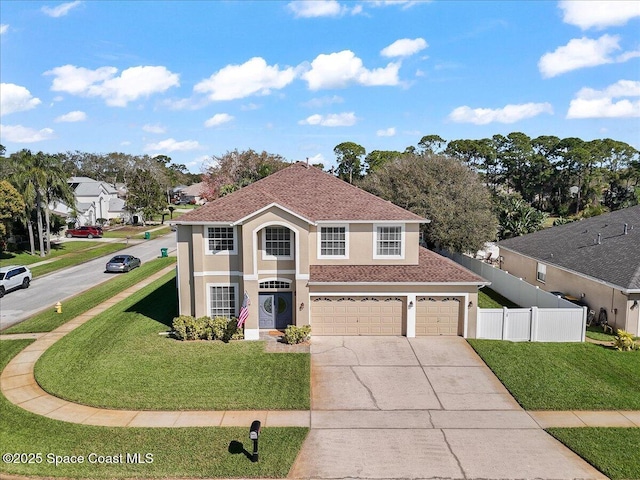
[[334, 142, 365, 184], [364, 150, 403, 174], [201, 149, 289, 200], [0, 180, 25, 239], [417, 134, 446, 154], [360, 154, 498, 252], [495, 193, 547, 240], [125, 169, 166, 225]]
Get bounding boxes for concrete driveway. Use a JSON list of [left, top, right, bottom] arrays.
[[289, 336, 606, 480]]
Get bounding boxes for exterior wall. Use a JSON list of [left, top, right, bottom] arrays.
[[501, 249, 636, 335], [310, 223, 420, 265], [177, 225, 194, 316]]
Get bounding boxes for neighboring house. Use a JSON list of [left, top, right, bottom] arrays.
[[499, 205, 640, 336], [50, 200, 96, 227], [174, 162, 488, 340], [181, 182, 205, 204], [68, 177, 122, 222]]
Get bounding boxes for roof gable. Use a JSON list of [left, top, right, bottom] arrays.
[[176, 162, 426, 224], [499, 205, 640, 291]]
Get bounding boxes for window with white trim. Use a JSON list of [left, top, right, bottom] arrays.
[[375, 225, 403, 257], [320, 226, 346, 257], [206, 227, 236, 254], [536, 263, 546, 283], [264, 227, 291, 257], [259, 280, 291, 289], [210, 285, 236, 318]]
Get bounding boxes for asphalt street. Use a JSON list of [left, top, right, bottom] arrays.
[[0, 233, 177, 330]]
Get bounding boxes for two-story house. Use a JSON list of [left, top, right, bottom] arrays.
[[174, 162, 488, 340]]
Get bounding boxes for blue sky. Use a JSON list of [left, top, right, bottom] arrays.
[[1, 0, 639, 173]]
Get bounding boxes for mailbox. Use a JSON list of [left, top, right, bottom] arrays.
[[249, 420, 261, 462]]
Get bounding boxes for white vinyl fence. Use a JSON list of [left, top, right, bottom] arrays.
[[442, 252, 587, 342]]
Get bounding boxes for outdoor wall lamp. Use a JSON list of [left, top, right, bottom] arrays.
[[631, 300, 638, 311], [408, 301, 414, 308], [299, 302, 305, 311], [468, 301, 473, 309]]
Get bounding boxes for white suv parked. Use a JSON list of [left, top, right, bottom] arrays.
[[0, 265, 32, 298]]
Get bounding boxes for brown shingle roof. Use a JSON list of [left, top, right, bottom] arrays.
[[309, 248, 487, 284], [175, 162, 426, 224]]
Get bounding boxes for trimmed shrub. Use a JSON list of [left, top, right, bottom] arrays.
[[283, 325, 311, 345], [172, 315, 244, 342], [613, 330, 639, 351], [172, 315, 203, 341]]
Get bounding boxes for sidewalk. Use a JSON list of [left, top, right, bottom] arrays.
[[0, 264, 309, 428], [1, 269, 638, 429]]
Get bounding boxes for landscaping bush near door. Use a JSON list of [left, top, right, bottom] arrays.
[[172, 315, 243, 342]]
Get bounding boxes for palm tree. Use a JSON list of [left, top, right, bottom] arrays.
[[41, 154, 75, 254]]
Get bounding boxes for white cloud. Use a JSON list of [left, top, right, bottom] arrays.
[[381, 38, 427, 57], [204, 113, 234, 127], [0, 83, 42, 115], [371, 1, 427, 9], [0, 24, 8, 35], [194, 57, 296, 101], [55, 110, 86, 122], [302, 50, 400, 90], [301, 95, 344, 108], [559, 0, 640, 30], [241, 102, 261, 111], [448, 102, 553, 124], [45, 64, 179, 106], [0, 124, 54, 143], [538, 35, 638, 78], [41, 1, 82, 18], [567, 80, 640, 118], [287, 0, 344, 17], [142, 124, 166, 134], [145, 138, 201, 152], [376, 127, 396, 137], [298, 112, 357, 126], [120, 140, 131, 146]]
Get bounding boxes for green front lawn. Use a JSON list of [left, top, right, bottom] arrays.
[[30, 243, 128, 277], [478, 287, 519, 308], [35, 273, 310, 410], [2, 257, 176, 334], [467, 340, 640, 410], [0, 340, 308, 479], [102, 226, 171, 239], [1, 240, 97, 265], [547, 428, 640, 480]]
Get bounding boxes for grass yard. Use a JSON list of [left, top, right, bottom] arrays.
[[547, 428, 640, 480], [35, 273, 310, 410], [467, 339, 640, 410], [102, 225, 172, 239], [2, 257, 176, 334], [0, 340, 308, 479], [30, 243, 128, 277], [478, 287, 519, 308]]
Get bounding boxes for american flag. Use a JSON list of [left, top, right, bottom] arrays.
[[237, 291, 250, 328]]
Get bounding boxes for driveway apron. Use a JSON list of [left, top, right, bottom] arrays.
[[289, 336, 606, 480]]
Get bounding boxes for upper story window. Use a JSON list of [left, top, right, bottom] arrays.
[[264, 226, 291, 258], [319, 226, 347, 258], [537, 263, 546, 283], [374, 225, 404, 258], [206, 226, 237, 255]]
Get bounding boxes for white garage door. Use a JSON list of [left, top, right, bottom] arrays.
[[415, 297, 461, 335], [311, 297, 404, 335]]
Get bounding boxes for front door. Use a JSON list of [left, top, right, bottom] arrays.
[[258, 293, 292, 329]]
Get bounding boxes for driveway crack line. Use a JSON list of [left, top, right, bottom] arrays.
[[441, 429, 468, 480], [408, 339, 444, 410], [350, 366, 380, 410], [341, 337, 361, 365]]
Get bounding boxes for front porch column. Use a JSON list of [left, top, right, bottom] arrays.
[[406, 294, 416, 337]]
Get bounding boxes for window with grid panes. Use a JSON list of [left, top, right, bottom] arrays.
[[265, 227, 291, 257], [320, 226, 346, 256], [210, 286, 235, 318], [376, 226, 402, 256], [207, 227, 235, 253]]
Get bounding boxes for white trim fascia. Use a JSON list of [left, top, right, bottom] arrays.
[[500, 247, 635, 294], [258, 269, 296, 274], [194, 271, 244, 277], [244, 274, 258, 281], [373, 223, 405, 260], [173, 221, 234, 226], [317, 223, 349, 260], [316, 219, 428, 224], [310, 291, 474, 297], [308, 281, 491, 286], [233, 202, 314, 226], [296, 274, 310, 280]]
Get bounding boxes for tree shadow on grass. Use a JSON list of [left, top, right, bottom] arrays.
[[125, 277, 177, 328]]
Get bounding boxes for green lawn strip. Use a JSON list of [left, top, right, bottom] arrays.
[[478, 287, 519, 308], [0, 340, 308, 479], [31, 243, 129, 277], [35, 273, 310, 410], [547, 428, 640, 480], [103, 226, 171, 239], [467, 339, 640, 410], [0, 241, 107, 267], [585, 326, 616, 342], [2, 257, 176, 334]]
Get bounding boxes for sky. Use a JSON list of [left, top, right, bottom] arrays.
[[1, 0, 639, 174]]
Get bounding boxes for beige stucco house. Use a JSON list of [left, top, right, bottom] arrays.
[[174, 162, 488, 340], [499, 205, 640, 336]]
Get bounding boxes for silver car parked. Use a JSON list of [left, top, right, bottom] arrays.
[[105, 255, 141, 273]]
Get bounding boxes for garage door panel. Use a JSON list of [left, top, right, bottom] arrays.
[[311, 297, 404, 335], [416, 298, 461, 336]]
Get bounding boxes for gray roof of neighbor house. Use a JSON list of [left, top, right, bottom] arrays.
[[499, 205, 640, 291], [181, 182, 204, 197], [175, 162, 426, 224], [69, 177, 118, 196]]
